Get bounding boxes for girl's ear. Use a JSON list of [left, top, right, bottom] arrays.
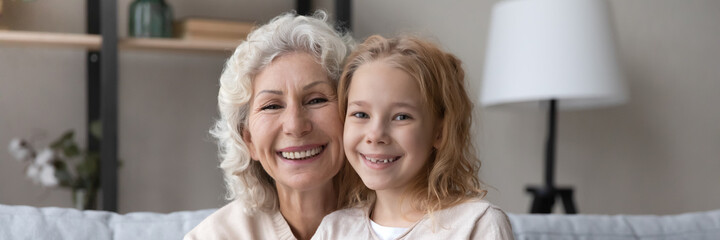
[[433, 118, 444, 149], [241, 127, 259, 161]]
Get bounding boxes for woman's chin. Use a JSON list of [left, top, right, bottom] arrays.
[[276, 173, 336, 192]]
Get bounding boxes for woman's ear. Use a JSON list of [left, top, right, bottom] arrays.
[[241, 128, 259, 161]]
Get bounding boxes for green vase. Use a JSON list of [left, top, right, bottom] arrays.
[[73, 187, 97, 210], [129, 0, 173, 38]]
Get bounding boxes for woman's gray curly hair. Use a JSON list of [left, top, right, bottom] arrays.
[[209, 11, 354, 212]]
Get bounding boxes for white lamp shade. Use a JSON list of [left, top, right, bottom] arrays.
[[481, 0, 627, 110]]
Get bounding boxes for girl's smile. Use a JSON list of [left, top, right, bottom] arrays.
[[360, 153, 402, 170]]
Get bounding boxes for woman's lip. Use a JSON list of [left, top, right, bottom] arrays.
[[278, 145, 326, 164], [277, 144, 326, 152]]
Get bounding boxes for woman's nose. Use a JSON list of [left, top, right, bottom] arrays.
[[282, 105, 312, 137], [365, 120, 390, 145]]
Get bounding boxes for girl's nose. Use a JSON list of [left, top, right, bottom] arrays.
[[365, 120, 390, 145]]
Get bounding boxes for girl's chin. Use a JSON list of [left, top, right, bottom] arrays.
[[358, 179, 396, 192]]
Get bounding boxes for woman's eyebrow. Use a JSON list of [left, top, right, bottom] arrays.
[[257, 90, 283, 97], [303, 80, 332, 90], [255, 81, 331, 97]]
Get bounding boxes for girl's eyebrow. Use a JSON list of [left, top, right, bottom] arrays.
[[348, 101, 419, 110], [349, 101, 367, 107], [392, 102, 419, 110]]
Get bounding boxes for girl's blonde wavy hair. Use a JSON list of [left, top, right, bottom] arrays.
[[210, 11, 354, 213], [337, 35, 486, 215]]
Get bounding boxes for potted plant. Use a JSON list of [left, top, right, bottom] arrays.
[[8, 126, 102, 210]]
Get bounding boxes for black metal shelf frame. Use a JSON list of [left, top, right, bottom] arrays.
[[86, 0, 118, 212]]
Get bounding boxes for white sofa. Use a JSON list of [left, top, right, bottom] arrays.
[[508, 210, 720, 239], [0, 204, 213, 240], [1, 203, 719, 239]]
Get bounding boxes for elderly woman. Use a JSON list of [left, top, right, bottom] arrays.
[[185, 12, 354, 240]]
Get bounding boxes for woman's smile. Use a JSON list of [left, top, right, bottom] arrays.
[[276, 144, 327, 164]]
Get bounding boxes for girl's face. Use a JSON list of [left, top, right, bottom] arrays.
[[344, 60, 440, 193]]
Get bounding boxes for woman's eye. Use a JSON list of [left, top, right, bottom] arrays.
[[394, 114, 411, 121], [260, 104, 282, 111], [307, 98, 328, 105], [351, 112, 369, 118]]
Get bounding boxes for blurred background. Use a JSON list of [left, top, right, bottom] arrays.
[[1, 0, 718, 215]]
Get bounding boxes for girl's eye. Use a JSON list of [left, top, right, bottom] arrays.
[[307, 98, 328, 105], [260, 104, 282, 111], [351, 112, 369, 119], [394, 114, 411, 121]]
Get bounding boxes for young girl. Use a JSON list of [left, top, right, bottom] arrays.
[[312, 35, 514, 240]]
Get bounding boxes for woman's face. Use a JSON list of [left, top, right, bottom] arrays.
[[343, 61, 440, 193], [244, 52, 344, 191]]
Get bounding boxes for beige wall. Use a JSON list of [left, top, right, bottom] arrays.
[[2, 0, 719, 215], [353, 0, 720, 214], [0, 0, 293, 213]]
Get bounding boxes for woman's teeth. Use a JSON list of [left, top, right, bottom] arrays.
[[366, 157, 398, 163], [281, 146, 323, 160]]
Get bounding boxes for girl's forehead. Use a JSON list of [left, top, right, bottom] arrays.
[[347, 63, 430, 110]]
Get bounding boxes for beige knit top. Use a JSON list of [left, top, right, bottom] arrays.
[[184, 199, 296, 240], [312, 199, 515, 240]]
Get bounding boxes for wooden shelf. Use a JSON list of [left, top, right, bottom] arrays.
[[0, 30, 101, 49], [0, 30, 238, 53], [120, 38, 238, 53]]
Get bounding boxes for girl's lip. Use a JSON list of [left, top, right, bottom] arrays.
[[360, 153, 401, 170], [361, 153, 401, 159], [276, 144, 326, 152]]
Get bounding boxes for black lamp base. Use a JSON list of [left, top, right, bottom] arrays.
[[526, 186, 577, 214]]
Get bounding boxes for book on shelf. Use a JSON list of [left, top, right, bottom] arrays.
[[175, 18, 255, 41]]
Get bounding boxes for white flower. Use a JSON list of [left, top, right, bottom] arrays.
[[34, 148, 56, 165], [38, 164, 59, 187], [8, 138, 35, 162], [26, 164, 42, 184]]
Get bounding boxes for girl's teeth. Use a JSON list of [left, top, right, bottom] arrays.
[[281, 146, 323, 160], [368, 157, 396, 163]]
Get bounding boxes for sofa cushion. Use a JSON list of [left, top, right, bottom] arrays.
[[0, 204, 214, 240], [508, 209, 720, 240], [0, 204, 112, 240], [109, 209, 215, 240]]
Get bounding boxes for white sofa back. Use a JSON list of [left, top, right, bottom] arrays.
[[0, 204, 213, 240], [508, 209, 720, 240], [1, 203, 719, 239]]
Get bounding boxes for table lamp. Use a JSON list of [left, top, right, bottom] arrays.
[[481, 0, 627, 213]]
